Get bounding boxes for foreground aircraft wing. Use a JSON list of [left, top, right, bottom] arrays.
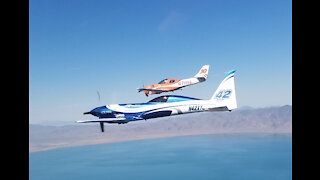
[[76, 118, 128, 132], [76, 117, 127, 124]]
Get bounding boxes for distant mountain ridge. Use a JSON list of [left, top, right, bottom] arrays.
[[29, 105, 292, 152]]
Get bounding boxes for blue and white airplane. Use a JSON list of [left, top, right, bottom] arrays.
[[77, 70, 237, 132]]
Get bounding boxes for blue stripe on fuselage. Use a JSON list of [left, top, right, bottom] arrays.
[[91, 95, 201, 120]]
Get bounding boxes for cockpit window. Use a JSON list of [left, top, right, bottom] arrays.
[[148, 96, 168, 103], [148, 95, 200, 103], [169, 79, 175, 83], [158, 79, 168, 84]]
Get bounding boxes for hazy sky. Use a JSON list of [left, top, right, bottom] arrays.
[[29, 0, 292, 125]]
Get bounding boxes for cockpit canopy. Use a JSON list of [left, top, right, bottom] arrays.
[[158, 78, 179, 84], [148, 95, 200, 103], [158, 79, 168, 84]]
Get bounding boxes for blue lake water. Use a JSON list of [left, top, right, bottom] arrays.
[[29, 133, 292, 180]]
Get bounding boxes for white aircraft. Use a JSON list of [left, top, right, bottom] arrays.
[[77, 70, 237, 132]]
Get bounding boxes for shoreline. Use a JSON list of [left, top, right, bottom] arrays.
[[29, 131, 292, 153]]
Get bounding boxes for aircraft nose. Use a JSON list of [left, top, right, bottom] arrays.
[[84, 106, 105, 116], [84, 108, 98, 116]]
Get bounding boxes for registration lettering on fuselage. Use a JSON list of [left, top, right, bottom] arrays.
[[178, 80, 192, 86], [115, 114, 125, 118], [189, 105, 203, 111]]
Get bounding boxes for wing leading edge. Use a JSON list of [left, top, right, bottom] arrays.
[[137, 88, 170, 93], [76, 118, 128, 132], [76, 117, 127, 124]]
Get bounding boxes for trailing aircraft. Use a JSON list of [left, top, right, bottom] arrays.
[[137, 65, 210, 96], [77, 70, 237, 132]]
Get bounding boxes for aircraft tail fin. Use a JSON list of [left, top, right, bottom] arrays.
[[194, 65, 210, 80], [209, 70, 237, 111]]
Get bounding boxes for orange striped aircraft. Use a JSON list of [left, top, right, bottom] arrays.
[[138, 65, 210, 96]]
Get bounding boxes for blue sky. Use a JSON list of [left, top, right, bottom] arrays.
[[29, 0, 292, 125]]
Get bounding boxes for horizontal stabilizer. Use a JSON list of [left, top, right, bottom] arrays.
[[208, 106, 229, 111]]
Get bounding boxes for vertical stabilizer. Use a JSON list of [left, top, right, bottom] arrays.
[[209, 70, 237, 110], [194, 65, 210, 80]]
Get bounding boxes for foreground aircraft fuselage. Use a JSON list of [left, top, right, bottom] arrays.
[[77, 70, 237, 132], [137, 65, 210, 96]]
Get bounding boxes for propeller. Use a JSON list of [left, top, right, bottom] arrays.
[[138, 83, 144, 93], [96, 90, 101, 104]]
